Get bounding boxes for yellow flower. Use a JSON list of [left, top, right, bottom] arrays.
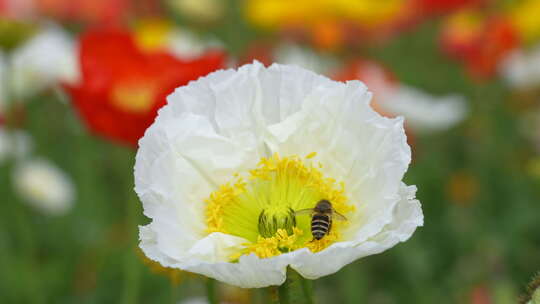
[[509, 0, 540, 44], [134, 18, 173, 52], [245, 0, 405, 30]]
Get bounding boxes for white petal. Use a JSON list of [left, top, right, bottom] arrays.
[[12, 158, 75, 215], [10, 24, 79, 97], [136, 111, 259, 265], [186, 232, 247, 263], [181, 253, 291, 288]]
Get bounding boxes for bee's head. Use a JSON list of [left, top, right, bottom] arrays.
[[315, 199, 332, 213]]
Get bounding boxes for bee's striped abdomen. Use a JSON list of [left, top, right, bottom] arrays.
[[311, 214, 331, 240]]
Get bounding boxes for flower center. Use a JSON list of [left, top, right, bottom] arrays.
[[204, 153, 355, 260], [258, 206, 296, 238]]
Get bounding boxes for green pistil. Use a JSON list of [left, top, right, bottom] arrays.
[[258, 207, 297, 238]]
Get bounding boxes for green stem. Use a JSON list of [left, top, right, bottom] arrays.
[[278, 278, 290, 304], [274, 268, 315, 304], [300, 277, 314, 304], [206, 278, 218, 304], [170, 281, 179, 304]]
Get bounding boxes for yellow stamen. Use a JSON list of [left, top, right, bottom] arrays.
[[306, 152, 317, 159], [204, 153, 355, 259]]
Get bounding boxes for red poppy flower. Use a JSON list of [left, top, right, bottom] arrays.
[[440, 10, 484, 61], [465, 18, 519, 78], [440, 12, 519, 79], [65, 28, 225, 147]]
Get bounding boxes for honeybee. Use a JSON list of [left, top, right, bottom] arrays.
[[294, 199, 347, 240]]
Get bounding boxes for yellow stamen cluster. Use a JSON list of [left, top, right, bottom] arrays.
[[206, 178, 246, 233], [204, 153, 355, 259], [231, 228, 305, 260]]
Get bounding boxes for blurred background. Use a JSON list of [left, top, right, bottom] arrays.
[[1, 0, 540, 303]]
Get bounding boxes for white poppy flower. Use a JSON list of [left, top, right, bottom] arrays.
[[10, 24, 79, 98], [377, 85, 469, 133], [500, 45, 540, 89], [135, 62, 423, 288], [12, 158, 75, 215]]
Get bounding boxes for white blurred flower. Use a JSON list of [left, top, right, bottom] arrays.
[[178, 297, 209, 304], [378, 85, 469, 133], [135, 62, 423, 288], [13, 158, 75, 215], [168, 30, 224, 60], [10, 24, 79, 98], [334, 60, 468, 133], [273, 44, 337, 75], [500, 45, 540, 89], [0, 128, 33, 164]]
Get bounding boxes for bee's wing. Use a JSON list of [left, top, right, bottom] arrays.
[[294, 208, 314, 216], [333, 211, 348, 221]]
